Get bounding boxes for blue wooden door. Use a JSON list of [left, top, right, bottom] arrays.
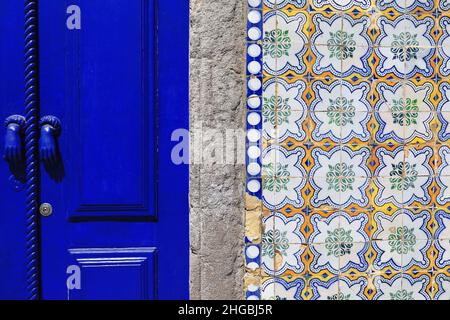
[[2, 0, 189, 300], [0, 1, 28, 300]]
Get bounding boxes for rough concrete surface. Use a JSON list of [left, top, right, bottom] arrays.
[[189, 0, 247, 299]]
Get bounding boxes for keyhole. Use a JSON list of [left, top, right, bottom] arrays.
[[40, 203, 53, 217]]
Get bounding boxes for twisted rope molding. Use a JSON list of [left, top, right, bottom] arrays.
[[24, 0, 41, 300]]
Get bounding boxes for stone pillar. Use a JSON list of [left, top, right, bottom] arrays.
[[189, 0, 247, 299]]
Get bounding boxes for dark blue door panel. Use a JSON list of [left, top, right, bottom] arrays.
[[68, 248, 157, 300], [38, 0, 188, 299], [68, 0, 156, 220], [0, 1, 28, 299]]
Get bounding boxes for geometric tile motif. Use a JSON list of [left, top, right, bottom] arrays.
[[246, 0, 450, 300]]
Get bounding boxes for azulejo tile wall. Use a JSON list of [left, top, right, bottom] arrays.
[[245, 0, 450, 300]]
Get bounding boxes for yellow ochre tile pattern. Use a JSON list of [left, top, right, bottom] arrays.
[[245, 0, 450, 300]]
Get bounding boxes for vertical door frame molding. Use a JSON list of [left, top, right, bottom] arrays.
[[24, 0, 41, 300]]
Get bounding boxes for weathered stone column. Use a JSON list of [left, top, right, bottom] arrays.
[[189, 0, 247, 299]]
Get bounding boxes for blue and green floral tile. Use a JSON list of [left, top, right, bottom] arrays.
[[441, 0, 450, 12], [372, 80, 436, 144], [263, 109, 309, 144], [309, 78, 372, 144], [259, 276, 276, 299], [338, 274, 371, 299], [372, 145, 434, 207], [308, 211, 371, 273], [261, 213, 307, 276], [262, 78, 308, 142], [432, 273, 450, 300], [262, 177, 308, 211], [372, 272, 432, 300], [401, 240, 433, 272], [308, 145, 372, 210], [438, 16, 450, 77], [310, 12, 373, 78], [433, 210, 450, 268], [261, 145, 308, 210], [374, 14, 436, 79], [375, 0, 436, 14], [372, 209, 432, 271], [276, 244, 308, 276], [263, 10, 309, 77], [309, 0, 371, 12], [272, 212, 306, 243], [436, 81, 450, 142], [261, 276, 306, 300], [264, 0, 308, 11], [261, 11, 278, 75], [307, 275, 369, 300], [258, 210, 273, 275], [435, 146, 450, 205]]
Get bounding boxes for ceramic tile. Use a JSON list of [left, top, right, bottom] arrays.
[[373, 272, 432, 300], [433, 211, 450, 268], [307, 275, 369, 300], [261, 277, 305, 300], [310, 79, 372, 144], [432, 273, 450, 300], [310, 0, 371, 12], [246, 0, 450, 299], [301, 211, 370, 274], [264, 0, 308, 11], [263, 10, 309, 77], [310, 13, 373, 78], [376, 0, 436, 14], [262, 85, 308, 142]]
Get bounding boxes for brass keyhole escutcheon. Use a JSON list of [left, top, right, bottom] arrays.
[[39, 203, 53, 217]]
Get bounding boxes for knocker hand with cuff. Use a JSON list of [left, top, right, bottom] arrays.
[[39, 116, 62, 166], [3, 115, 25, 165]]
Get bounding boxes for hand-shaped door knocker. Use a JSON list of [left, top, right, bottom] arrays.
[[39, 116, 62, 166], [3, 115, 25, 164]]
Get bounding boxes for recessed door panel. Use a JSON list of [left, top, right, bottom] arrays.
[[69, 0, 155, 220], [68, 248, 157, 300]]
